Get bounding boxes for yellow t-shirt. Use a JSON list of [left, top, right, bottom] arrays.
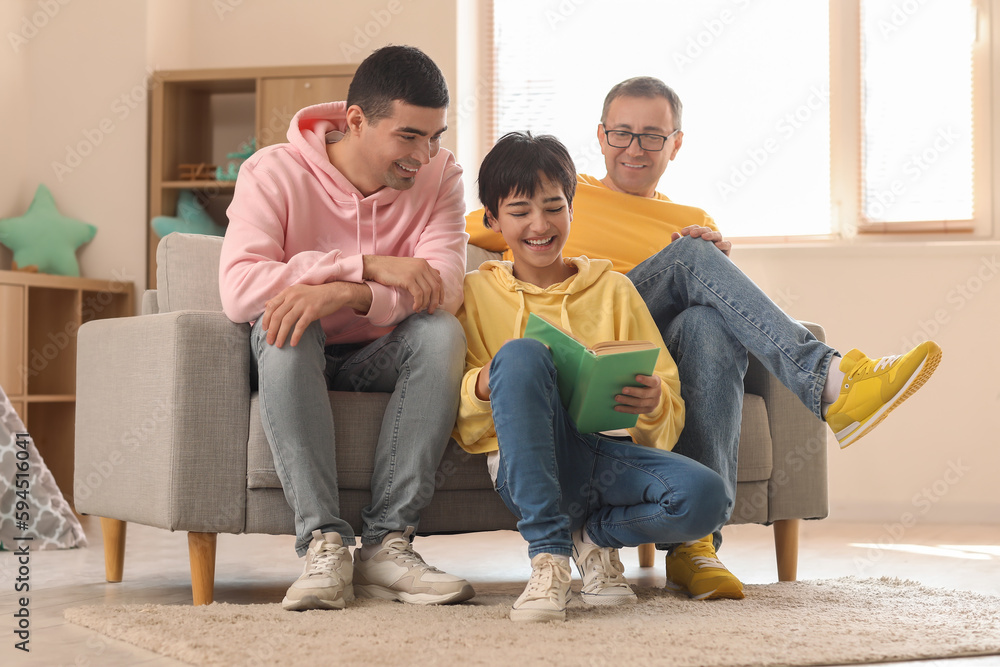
[[465, 174, 718, 274]]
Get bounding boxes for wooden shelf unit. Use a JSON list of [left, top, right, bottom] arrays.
[[148, 65, 357, 288], [0, 270, 133, 507]]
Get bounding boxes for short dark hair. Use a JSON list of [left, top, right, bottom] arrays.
[[601, 76, 683, 131], [478, 132, 577, 228], [347, 45, 449, 123]]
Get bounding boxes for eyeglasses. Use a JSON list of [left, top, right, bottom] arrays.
[[602, 126, 680, 152]]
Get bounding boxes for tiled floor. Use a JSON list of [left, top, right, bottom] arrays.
[[2, 516, 999, 666]]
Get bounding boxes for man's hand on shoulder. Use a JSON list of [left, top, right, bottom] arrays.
[[670, 225, 732, 257], [363, 255, 444, 313], [261, 282, 372, 348]]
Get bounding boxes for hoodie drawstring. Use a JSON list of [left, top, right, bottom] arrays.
[[351, 193, 362, 254], [513, 288, 527, 339], [511, 291, 571, 337], [350, 195, 378, 256]]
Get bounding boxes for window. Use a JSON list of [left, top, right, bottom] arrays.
[[489, 0, 987, 239], [860, 0, 976, 225]]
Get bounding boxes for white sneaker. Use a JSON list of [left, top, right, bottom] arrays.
[[571, 529, 637, 606], [510, 553, 572, 622], [282, 530, 353, 611], [353, 528, 475, 605]]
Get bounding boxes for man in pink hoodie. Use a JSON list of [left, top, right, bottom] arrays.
[[220, 45, 473, 611]]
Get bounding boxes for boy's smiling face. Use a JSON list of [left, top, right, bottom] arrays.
[[486, 175, 575, 288]]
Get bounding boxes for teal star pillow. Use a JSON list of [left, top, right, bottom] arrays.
[[0, 184, 97, 277], [152, 190, 226, 238]]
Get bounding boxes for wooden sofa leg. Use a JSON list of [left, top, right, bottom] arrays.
[[638, 543, 656, 568], [773, 518, 800, 582], [100, 517, 127, 582], [188, 532, 218, 605]]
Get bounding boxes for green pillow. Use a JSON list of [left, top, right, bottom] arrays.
[[151, 190, 226, 238], [0, 184, 97, 277]]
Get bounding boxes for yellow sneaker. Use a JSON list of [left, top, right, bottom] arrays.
[[664, 536, 744, 600], [825, 341, 942, 448]]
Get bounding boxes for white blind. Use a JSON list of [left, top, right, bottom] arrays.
[[861, 0, 976, 223], [492, 0, 831, 237]]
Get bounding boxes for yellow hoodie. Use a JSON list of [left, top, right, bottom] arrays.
[[453, 256, 684, 455]]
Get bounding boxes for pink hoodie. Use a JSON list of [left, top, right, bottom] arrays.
[[219, 101, 468, 344]]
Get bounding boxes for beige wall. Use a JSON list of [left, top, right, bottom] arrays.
[[732, 243, 1000, 525], [1, 0, 465, 290], [2, 0, 996, 524], [2, 0, 148, 294], [145, 0, 465, 156], [1, 1, 33, 267]]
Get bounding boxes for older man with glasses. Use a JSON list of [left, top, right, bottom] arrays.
[[466, 76, 941, 604]]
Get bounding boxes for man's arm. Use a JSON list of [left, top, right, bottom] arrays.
[[261, 281, 373, 348], [361, 153, 469, 327], [362, 255, 444, 314], [220, 156, 371, 324]]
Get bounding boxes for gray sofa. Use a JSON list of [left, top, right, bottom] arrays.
[[74, 232, 828, 605]]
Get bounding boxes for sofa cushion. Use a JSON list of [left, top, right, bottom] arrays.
[[467, 244, 501, 270], [247, 392, 497, 492], [247, 391, 772, 491], [156, 232, 225, 313]]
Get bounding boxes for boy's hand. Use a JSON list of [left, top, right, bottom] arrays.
[[363, 255, 444, 313], [613, 374, 662, 415], [670, 225, 732, 256], [262, 282, 370, 348], [474, 339, 519, 401], [475, 364, 491, 401]]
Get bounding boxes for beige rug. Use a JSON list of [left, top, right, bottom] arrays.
[[65, 577, 1000, 667]]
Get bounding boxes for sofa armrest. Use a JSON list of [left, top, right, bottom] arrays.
[[74, 311, 252, 533], [743, 321, 830, 523], [466, 244, 502, 272]]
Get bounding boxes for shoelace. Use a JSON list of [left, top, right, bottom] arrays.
[[870, 354, 901, 374], [680, 541, 727, 571], [525, 557, 571, 600], [690, 555, 727, 570], [583, 548, 627, 584], [306, 541, 347, 577], [382, 537, 443, 573], [854, 353, 902, 378]]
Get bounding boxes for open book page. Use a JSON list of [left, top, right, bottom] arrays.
[[590, 340, 657, 355]]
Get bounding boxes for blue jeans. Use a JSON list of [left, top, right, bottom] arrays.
[[626, 235, 839, 550], [488, 339, 732, 558], [250, 311, 465, 556]]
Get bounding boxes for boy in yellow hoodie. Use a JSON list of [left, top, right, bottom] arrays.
[[453, 132, 731, 622]]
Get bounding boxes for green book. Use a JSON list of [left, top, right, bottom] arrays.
[[522, 313, 661, 434]]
